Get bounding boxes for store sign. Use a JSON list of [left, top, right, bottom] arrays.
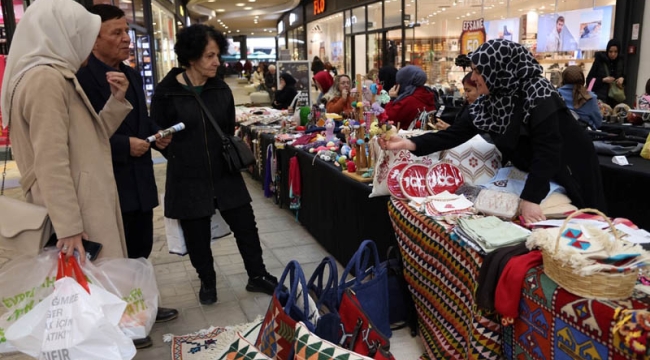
[[460, 18, 486, 54], [314, 0, 325, 16], [344, 15, 357, 27]]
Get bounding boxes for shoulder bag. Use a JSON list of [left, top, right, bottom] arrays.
[[182, 72, 254, 173], [0, 67, 53, 255], [604, 66, 626, 103]]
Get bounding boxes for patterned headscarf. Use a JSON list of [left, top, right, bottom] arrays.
[[469, 39, 558, 134], [562, 65, 592, 109], [394, 65, 428, 102]]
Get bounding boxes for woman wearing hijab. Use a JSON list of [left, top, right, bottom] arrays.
[[379, 39, 605, 223], [586, 39, 625, 107], [272, 73, 298, 110], [151, 24, 279, 305], [325, 74, 354, 114], [558, 65, 603, 129], [384, 65, 436, 129], [313, 70, 333, 104], [1, 0, 132, 261]]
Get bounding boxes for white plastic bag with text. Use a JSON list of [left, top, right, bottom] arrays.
[[5, 277, 136, 360]]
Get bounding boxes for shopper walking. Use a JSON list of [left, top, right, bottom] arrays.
[[151, 24, 279, 305]]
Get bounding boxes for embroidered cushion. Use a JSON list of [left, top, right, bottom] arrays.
[[293, 322, 375, 360], [440, 134, 502, 186], [218, 332, 272, 360], [369, 136, 441, 198]]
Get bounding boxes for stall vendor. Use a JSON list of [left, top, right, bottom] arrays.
[[380, 40, 606, 224], [325, 74, 354, 115]]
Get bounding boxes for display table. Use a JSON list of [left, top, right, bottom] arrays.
[[388, 198, 650, 360], [239, 124, 397, 265], [598, 155, 650, 230]]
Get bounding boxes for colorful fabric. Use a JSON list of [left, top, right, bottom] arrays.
[[220, 332, 271, 360], [502, 265, 650, 359], [170, 327, 228, 360], [255, 290, 298, 360], [388, 198, 502, 359], [293, 321, 375, 360]]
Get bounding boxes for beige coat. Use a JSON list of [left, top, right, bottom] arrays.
[[9, 65, 132, 259]]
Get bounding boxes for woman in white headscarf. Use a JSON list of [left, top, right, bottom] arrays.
[[0, 0, 132, 262]]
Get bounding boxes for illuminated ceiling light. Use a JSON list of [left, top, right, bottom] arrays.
[[235, 3, 245, 6], [228, 30, 231, 33], [441, 8, 446, 11], [428, 14, 433, 17], [236, 29, 240, 32], [216, 9, 225, 12], [406, 3, 410, 6], [207, 0, 216, 2], [244, 6, 252, 10], [248, 0, 256, 2], [255, 15, 259, 18]]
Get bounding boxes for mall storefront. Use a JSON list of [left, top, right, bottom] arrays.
[[0, 0, 190, 105], [278, 0, 645, 103]]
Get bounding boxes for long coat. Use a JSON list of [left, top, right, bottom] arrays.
[[8, 65, 131, 259], [151, 68, 251, 220], [76, 54, 160, 213]]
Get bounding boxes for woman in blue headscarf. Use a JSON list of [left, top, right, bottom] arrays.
[[379, 40, 605, 224], [383, 65, 436, 129]]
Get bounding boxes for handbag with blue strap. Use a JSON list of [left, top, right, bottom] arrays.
[[256, 260, 316, 360], [307, 256, 341, 343], [338, 240, 392, 337]]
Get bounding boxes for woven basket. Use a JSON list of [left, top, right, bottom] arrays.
[[542, 208, 639, 300]]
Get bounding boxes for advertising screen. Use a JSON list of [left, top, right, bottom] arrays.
[[536, 5, 613, 52], [485, 17, 521, 43]]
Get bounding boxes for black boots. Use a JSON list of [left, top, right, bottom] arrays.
[[246, 273, 279, 295], [199, 280, 217, 305]]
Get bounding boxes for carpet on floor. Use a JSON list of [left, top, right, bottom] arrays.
[[164, 316, 262, 360]]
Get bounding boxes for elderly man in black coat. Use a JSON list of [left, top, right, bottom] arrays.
[[76, 4, 178, 349]]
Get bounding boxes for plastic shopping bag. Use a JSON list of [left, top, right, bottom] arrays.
[[0, 249, 60, 353], [5, 256, 136, 360], [161, 194, 231, 255], [92, 258, 159, 339]]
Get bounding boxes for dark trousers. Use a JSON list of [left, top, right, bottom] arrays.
[[179, 202, 266, 283], [123, 210, 154, 259]]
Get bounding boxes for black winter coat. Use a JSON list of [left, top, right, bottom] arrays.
[[76, 54, 160, 213], [151, 68, 251, 219], [410, 93, 605, 211], [586, 51, 625, 102]]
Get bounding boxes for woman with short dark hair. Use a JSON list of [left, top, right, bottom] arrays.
[[151, 24, 278, 305]]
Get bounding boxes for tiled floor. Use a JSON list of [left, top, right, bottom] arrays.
[[0, 76, 425, 359]]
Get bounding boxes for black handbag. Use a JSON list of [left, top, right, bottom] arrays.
[[182, 72, 255, 173]]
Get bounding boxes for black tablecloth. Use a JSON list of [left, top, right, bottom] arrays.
[[244, 127, 396, 265], [243, 125, 650, 263], [598, 154, 650, 230]]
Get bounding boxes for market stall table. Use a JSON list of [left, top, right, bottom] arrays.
[[239, 124, 397, 264], [598, 155, 650, 230], [388, 198, 650, 360]]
